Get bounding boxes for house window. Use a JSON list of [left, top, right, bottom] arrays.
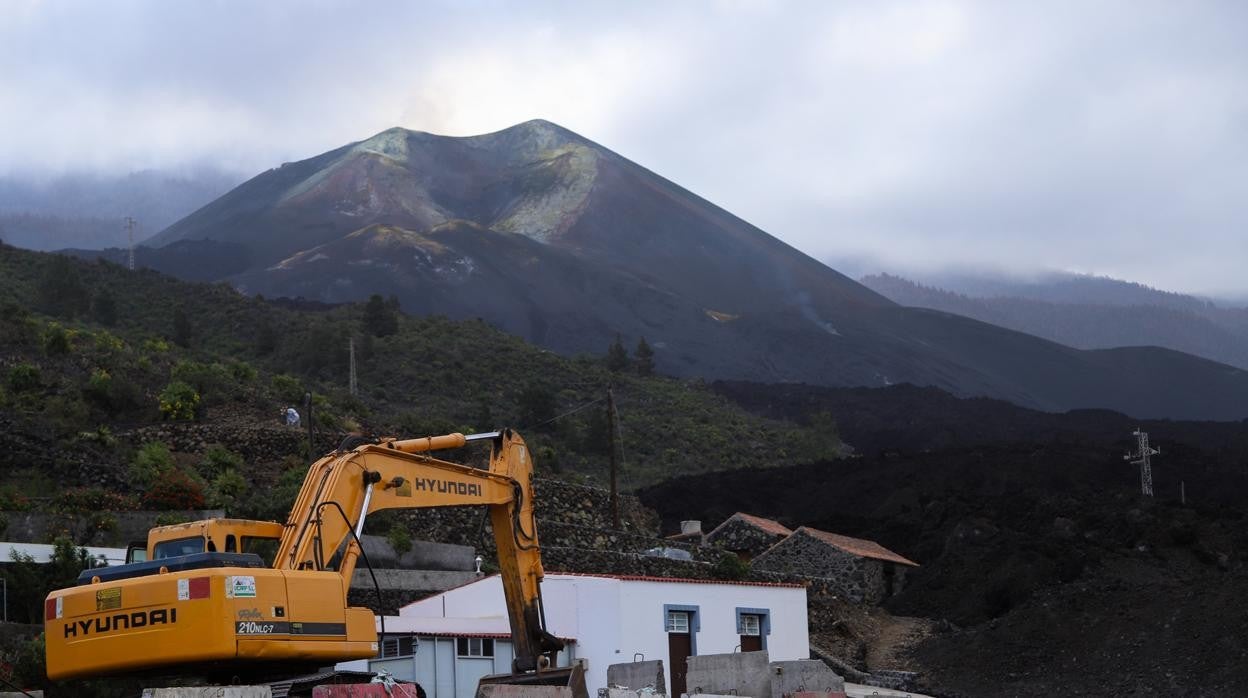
[[665, 610, 690, 633], [739, 614, 761, 636], [456, 637, 495, 657], [380, 635, 418, 658]]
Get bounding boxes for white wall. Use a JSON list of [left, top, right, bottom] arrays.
[[0, 542, 126, 566], [388, 574, 809, 696]]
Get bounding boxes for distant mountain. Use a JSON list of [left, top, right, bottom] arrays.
[[862, 272, 1248, 371], [0, 169, 241, 250], [140, 121, 1248, 420]]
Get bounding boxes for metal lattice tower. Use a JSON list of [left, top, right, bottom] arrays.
[[348, 337, 358, 396], [1124, 428, 1159, 497], [123, 217, 138, 271]]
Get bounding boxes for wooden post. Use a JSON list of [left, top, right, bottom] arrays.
[[607, 387, 621, 529]]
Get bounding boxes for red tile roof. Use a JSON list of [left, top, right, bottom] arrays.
[[560, 572, 805, 589], [708, 512, 793, 539], [796, 527, 919, 567]]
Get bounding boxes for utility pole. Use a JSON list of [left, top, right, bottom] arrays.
[[1124, 428, 1159, 497], [123, 217, 138, 271], [348, 337, 358, 396], [607, 387, 621, 529]]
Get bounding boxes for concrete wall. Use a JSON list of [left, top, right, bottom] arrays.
[[685, 651, 770, 698], [606, 659, 665, 694]]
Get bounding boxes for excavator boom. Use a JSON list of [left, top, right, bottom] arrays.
[[44, 429, 562, 681]]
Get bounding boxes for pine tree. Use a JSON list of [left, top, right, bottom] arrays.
[[606, 334, 630, 372], [92, 289, 117, 327], [37, 255, 89, 318], [362, 294, 399, 337], [635, 336, 655, 376]]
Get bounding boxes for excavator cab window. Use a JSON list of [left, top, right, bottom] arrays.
[[241, 536, 280, 566], [153, 536, 207, 560]]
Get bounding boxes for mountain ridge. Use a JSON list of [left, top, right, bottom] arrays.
[[130, 121, 1248, 420]]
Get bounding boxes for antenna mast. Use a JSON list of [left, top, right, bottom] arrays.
[[1124, 428, 1159, 497], [123, 217, 138, 271]]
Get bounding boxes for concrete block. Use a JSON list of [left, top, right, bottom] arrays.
[[606, 659, 666, 694], [685, 651, 770, 698], [789, 692, 846, 698], [602, 689, 665, 698], [141, 688, 272, 698], [312, 685, 421, 697], [768, 660, 845, 698], [477, 685, 576, 698]]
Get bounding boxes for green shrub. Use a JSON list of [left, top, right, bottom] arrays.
[[7, 363, 40, 392], [143, 337, 170, 354], [143, 468, 206, 510], [387, 526, 413, 555], [52, 488, 138, 513], [271, 374, 304, 403], [158, 380, 200, 420], [200, 444, 243, 479], [230, 361, 257, 383], [84, 368, 112, 405], [712, 552, 750, 581], [0, 485, 31, 511], [207, 468, 248, 512], [93, 330, 124, 354], [42, 323, 72, 355], [130, 441, 175, 488]]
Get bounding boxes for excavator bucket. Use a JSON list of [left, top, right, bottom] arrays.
[[477, 664, 589, 698]]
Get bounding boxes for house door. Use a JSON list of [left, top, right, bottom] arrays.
[[739, 613, 763, 652], [666, 610, 693, 697], [668, 631, 692, 697]]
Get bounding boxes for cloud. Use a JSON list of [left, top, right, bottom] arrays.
[[1, 1, 1246, 294]]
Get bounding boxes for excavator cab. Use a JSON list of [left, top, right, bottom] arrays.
[[145, 519, 285, 562]]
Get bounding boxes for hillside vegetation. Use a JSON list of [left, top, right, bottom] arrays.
[[0, 243, 835, 505]]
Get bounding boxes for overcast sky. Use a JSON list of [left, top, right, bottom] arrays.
[[2, 1, 1246, 295]]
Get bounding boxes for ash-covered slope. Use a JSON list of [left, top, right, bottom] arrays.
[[147, 121, 1248, 420]]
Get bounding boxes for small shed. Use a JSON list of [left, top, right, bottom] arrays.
[[751, 527, 919, 604], [704, 512, 793, 561]]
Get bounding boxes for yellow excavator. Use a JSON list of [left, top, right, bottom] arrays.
[[44, 428, 569, 687]]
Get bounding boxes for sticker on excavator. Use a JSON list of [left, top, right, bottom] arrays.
[[226, 575, 257, 598], [95, 588, 121, 611]]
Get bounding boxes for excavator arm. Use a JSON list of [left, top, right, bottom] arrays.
[[275, 428, 561, 671]]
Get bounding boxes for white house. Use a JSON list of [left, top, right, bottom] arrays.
[[344, 573, 809, 698]]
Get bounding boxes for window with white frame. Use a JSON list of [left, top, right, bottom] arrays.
[[739, 614, 761, 636], [380, 635, 418, 658], [456, 637, 495, 657], [665, 610, 690, 633]]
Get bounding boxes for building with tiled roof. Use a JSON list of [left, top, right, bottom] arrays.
[[752, 526, 919, 604], [704, 512, 794, 561], [341, 572, 809, 698]]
